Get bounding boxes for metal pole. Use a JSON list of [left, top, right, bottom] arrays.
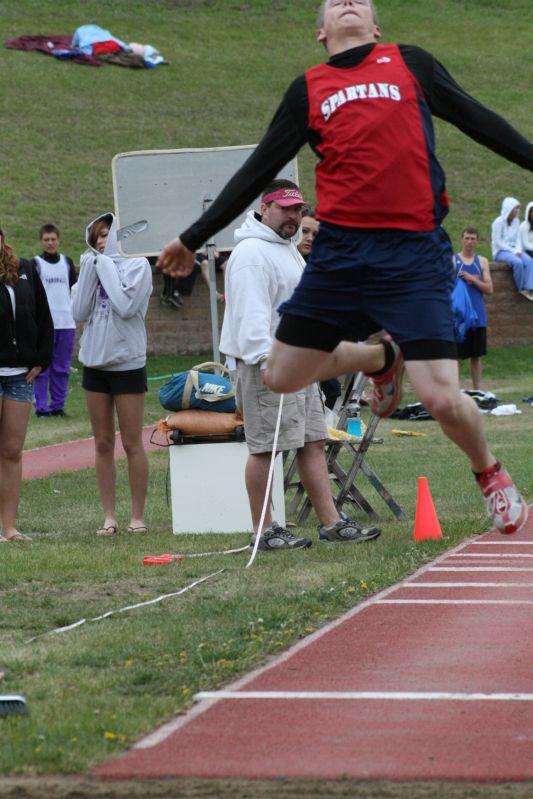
[[203, 196, 220, 364]]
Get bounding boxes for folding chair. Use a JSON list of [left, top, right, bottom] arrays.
[[284, 374, 407, 524]]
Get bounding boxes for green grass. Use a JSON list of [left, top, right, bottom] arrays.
[[1, 347, 533, 773], [1, 0, 532, 262]]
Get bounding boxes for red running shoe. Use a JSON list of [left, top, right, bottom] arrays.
[[476, 463, 528, 535], [365, 336, 404, 418]]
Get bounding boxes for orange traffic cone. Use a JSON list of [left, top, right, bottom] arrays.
[[413, 476, 443, 541]]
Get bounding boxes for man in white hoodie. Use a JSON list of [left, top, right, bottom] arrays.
[[221, 179, 380, 551]]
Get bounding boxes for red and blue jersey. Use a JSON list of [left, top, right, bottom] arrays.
[[306, 44, 447, 232], [181, 43, 533, 253]]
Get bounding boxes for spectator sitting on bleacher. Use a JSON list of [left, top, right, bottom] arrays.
[[491, 197, 533, 299], [518, 201, 533, 258]]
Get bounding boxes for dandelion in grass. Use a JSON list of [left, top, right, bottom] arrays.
[[181, 687, 190, 697]]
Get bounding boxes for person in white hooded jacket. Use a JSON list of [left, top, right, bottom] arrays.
[[221, 179, 380, 551], [518, 202, 533, 258], [72, 213, 153, 537], [491, 196, 533, 297]]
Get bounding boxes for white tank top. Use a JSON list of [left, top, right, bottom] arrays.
[[34, 255, 75, 329]]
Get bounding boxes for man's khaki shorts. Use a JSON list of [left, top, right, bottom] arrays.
[[232, 361, 327, 455]]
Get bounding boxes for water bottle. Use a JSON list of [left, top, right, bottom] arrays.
[[346, 400, 362, 437]]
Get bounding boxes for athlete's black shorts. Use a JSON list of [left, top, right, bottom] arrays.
[[277, 222, 457, 361]]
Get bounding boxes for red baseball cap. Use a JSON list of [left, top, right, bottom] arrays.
[[262, 187, 305, 207]]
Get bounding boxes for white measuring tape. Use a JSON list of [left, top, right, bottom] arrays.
[[246, 393, 285, 569], [26, 570, 225, 643]]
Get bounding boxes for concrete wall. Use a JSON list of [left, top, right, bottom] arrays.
[[146, 268, 224, 356], [485, 261, 533, 347]]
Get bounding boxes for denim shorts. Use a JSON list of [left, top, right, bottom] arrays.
[[0, 371, 34, 402]]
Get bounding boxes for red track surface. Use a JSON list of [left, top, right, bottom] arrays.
[[22, 426, 161, 480], [22, 440, 533, 781], [94, 524, 533, 782]]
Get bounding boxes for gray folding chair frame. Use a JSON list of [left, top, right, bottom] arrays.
[[283, 373, 407, 524]]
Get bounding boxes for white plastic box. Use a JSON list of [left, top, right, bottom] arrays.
[[169, 441, 285, 534]]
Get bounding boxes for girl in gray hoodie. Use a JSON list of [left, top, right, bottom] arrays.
[[72, 213, 152, 537]]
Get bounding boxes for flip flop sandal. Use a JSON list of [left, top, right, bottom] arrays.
[[127, 526, 148, 535], [4, 532, 32, 541], [95, 525, 118, 537]]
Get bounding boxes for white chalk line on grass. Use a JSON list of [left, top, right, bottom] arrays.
[[194, 690, 533, 703], [26, 570, 225, 643]]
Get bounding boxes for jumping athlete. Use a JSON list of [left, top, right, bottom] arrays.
[[158, 0, 533, 535]]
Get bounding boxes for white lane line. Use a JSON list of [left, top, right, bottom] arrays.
[[468, 541, 533, 546], [431, 567, 533, 572], [404, 582, 533, 588], [194, 690, 533, 702], [448, 553, 533, 558], [376, 599, 533, 605]]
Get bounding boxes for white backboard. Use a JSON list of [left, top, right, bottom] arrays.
[[112, 146, 299, 256]]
